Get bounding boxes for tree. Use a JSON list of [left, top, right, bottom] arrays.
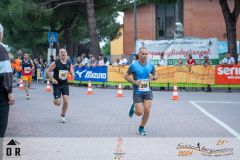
[[219, 0, 240, 64], [101, 41, 110, 55], [0, 0, 123, 58], [87, 0, 101, 56], [0, 0, 50, 56]]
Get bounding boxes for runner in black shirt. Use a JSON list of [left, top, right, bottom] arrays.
[[47, 48, 75, 123]]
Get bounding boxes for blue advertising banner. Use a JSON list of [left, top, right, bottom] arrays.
[[74, 66, 108, 82]]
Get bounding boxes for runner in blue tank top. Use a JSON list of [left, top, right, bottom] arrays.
[[124, 47, 158, 136]]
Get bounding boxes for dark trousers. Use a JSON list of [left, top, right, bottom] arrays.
[[0, 102, 9, 160], [0, 138, 2, 160], [0, 102, 9, 137]]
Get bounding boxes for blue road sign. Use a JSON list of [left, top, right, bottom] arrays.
[[48, 32, 58, 43]]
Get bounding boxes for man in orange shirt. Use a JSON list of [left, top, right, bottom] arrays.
[[15, 55, 22, 79]]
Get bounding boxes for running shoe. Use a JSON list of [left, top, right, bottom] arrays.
[[128, 103, 135, 118], [138, 128, 148, 136], [60, 116, 67, 123]]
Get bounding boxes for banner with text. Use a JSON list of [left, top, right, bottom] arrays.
[[136, 38, 219, 65], [215, 65, 240, 84], [74, 66, 108, 82]]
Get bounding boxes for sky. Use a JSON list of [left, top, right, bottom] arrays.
[[100, 12, 124, 48]]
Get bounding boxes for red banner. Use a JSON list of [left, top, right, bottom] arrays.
[[215, 65, 240, 84]]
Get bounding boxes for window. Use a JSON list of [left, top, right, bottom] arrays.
[[156, 0, 183, 40]]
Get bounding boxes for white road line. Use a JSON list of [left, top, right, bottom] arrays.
[[189, 101, 240, 141], [192, 101, 240, 104]]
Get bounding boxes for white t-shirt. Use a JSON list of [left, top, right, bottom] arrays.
[[158, 59, 167, 66], [81, 58, 89, 65], [98, 59, 104, 65], [221, 57, 235, 64], [119, 58, 128, 65]]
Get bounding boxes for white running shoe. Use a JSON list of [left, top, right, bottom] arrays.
[[60, 116, 67, 123]]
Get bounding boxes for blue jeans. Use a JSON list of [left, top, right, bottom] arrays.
[[41, 70, 45, 81]]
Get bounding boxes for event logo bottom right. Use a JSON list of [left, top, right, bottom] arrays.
[[176, 139, 234, 158]]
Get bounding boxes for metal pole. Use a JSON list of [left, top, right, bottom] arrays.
[[50, 42, 53, 56], [49, 26, 51, 49], [133, 0, 137, 53]]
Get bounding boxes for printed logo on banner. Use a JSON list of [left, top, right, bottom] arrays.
[[5, 139, 21, 158], [176, 139, 234, 157], [74, 66, 107, 82], [215, 65, 240, 84]]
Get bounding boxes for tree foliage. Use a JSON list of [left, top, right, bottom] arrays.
[[0, 0, 123, 57]]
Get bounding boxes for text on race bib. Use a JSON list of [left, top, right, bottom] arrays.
[[138, 79, 150, 92], [24, 67, 31, 73], [59, 70, 69, 80]]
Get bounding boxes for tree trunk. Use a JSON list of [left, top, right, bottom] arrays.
[[219, 0, 240, 64], [73, 42, 79, 57], [226, 22, 237, 62], [87, 0, 101, 57], [64, 25, 73, 58], [32, 47, 38, 58]]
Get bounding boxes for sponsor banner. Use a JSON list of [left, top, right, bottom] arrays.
[[108, 66, 215, 85], [74, 66, 107, 82], [108, 66, 127, 82], [2, 137, 239, 160], [136, 38, 219, 65], [215, 65, 240, 84]]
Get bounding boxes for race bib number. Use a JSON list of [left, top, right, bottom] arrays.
[[59, 70, 69, 80], [24, 67, 31, 73], [138, 79, 150, 92]]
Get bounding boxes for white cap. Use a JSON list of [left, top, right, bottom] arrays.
[[0, 23, 3, 33]]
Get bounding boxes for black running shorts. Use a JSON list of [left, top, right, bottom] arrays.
[[53, 84, 69, 99], [133, 92, 153, 103]]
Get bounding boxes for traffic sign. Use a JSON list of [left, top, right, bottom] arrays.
[[48, 32, 58, 43]]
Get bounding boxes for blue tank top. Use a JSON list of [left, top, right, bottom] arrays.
[[127, 60, 156, 94]]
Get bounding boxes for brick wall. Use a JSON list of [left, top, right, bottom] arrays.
[[123, 4, 156, 55], [123, 0, 240, 54], [184, 0, 240, 40]]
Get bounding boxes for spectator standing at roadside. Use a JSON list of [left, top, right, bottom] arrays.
[[158, 53, 167, 66], [113, 58, 120, 66], [119, 55, 128, 66], [0, 23, 15, 141], [132, 55, 139, 64], [97, 54, 104, 66], [202, 55, 212, 92], [221, 52, 235, 65], [186, 54, 196, 66], [175, 58, 184, 66]]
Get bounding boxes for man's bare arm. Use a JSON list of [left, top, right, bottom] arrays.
[[46, 62, 57, 84], [70, 64, 75, 76], [149, 72, 158, 81], [124, 73, 141, 86], [30, 60, 35, 70]]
